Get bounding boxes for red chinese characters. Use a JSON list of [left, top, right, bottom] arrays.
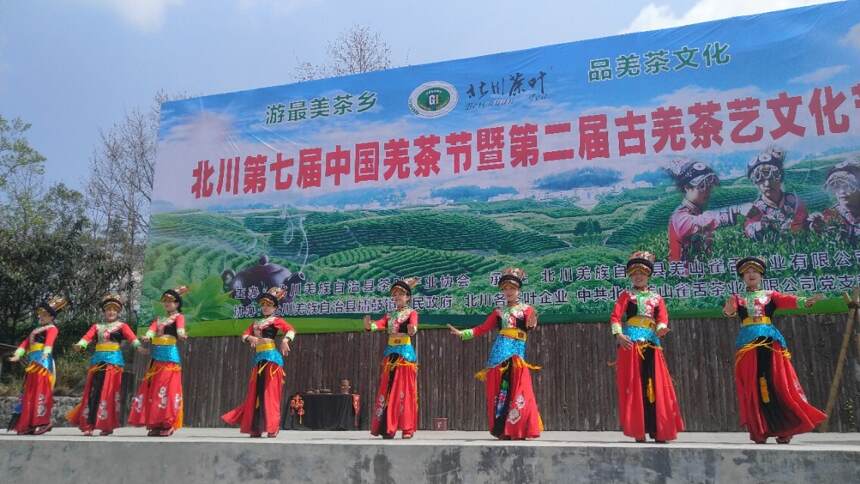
[[727, 97, 763, 144], [189, 82, 860, 197]]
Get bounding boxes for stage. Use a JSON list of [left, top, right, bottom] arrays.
[[2, 429, 858, 483]]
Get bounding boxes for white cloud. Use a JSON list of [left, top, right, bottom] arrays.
[[81, 0, 183, 31], [623, 0, 837, 33], [789, 65, 849, 84], [840, 22, 860, 50]]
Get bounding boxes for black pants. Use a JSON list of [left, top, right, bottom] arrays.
[[754, 338, 800, 434], [640, 346, 657, 438], [251, 362, 268, 434], [491, 359, 514, 438], [86, 367, 107, 427]]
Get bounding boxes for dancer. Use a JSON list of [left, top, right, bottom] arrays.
[[363, 277, 420, 439], [221, 287, 295, 438], [7, 296, 68, 434], [723, 256, 826, 443], [67, 294, 142, 436], [129, 286, 188, 436], [610, 251, 684, 442], [448, 268, 542, 440]]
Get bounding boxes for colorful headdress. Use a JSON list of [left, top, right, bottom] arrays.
[[747, 146, 785, 180], [161, 285, 188, 303], [668, 159, 719, 191], [161, 285, 189, 311], [825, 158, 860, 191], [258, 286, 287, 306], [498, 267, 526, 289], [626, 251, 656, 277], [100, 294, 123, 311], [736, 256, 766, 276], [390, 277, 420, 296], [36, 296, 69, 318]]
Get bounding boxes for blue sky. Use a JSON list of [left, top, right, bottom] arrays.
[[0, 0, 839, 191]]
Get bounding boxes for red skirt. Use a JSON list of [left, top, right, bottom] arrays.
[[615, 343, 684, 441], [479, 356, 542, 440], [128, 361, 183, 431], [15, 362, 55, 433], [370, 355, 418, 437], [221, 361, 285, 435], [734, 341, 826, 442], [67, 364, 124, 433]]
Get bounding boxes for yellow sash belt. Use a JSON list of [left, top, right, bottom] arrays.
[[388, 335, 411, 346], [153, 335, 177, 346], [95, 342, 120, 352], [742, 316, 772, 326], [256, 342, 276, 353], [499, 328, 528, 341], [627, 316, 656, 330]]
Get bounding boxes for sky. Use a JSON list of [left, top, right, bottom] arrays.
[[0, 0, 841, 191]]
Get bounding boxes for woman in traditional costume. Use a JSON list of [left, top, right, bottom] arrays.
[[724, 256, 826, 444], [129, 286, 188, 436], [610, 251, 684, 442], [67, 294, 142, 436], [363, 277, 420, 439], [448, 268, 542, 440], [221, 287, 295, 438], [7, 296, 68, 435]]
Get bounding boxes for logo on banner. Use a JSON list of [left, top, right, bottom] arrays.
[[408, 81, 458, 118]]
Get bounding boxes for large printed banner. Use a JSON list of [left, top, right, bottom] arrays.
[[146, 2, 860, 335]]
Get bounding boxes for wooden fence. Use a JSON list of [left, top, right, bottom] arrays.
[[130, 314, 859, 432]]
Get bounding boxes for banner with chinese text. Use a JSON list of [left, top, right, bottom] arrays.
[[145, 2, 860, 335]]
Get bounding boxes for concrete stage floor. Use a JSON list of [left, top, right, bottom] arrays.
[[2, 429, 859, 483]]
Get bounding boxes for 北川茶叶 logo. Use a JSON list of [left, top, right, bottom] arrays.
[[408, 81, 458, 118]]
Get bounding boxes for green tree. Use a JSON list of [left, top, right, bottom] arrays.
[[0, 115, 130, 350], [0, 115, 45, 191], [0, 183, 132, 348]]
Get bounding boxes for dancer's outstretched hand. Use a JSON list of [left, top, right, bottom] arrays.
[[446, 324, 462, 338], [805, 294, 824, 307]]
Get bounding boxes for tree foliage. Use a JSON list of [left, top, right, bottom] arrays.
[[0, 116, 130, 351], [294, 25, 392, 81], [0, 115, 45, 191]]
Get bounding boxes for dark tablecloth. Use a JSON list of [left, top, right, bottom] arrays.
[[284, 393, 360, 430]]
